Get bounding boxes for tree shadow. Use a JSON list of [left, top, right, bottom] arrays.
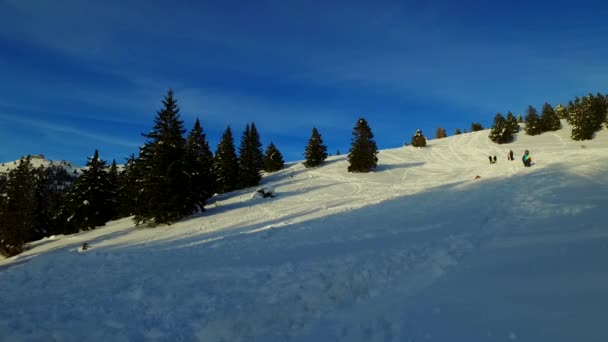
[[376, 162, 425, 172]]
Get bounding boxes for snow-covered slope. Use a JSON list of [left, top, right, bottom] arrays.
[[0, 155, 82, 175], [1, 122, 607, 341]]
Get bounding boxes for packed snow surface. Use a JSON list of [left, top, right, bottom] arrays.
[[1, 122, 607, 341]]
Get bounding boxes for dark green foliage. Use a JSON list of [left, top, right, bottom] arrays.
[[435, 127, 447, 139], [0, 157, 36, 256], [263, 142, 284, 173], [540, 103, 562, 132], [524, 105, 542, 136], [303, 127, 328, 168], [133, 89, 194, 225], [185, 118, 216, 211], [517, 115, 524, 123], [454, 128, 462, 135], [555, 104, 568, 119], [214, 126, 240, 193], [505, 112, 520, 134], [411, 129, 427, 147], [348, 117, 378, 172], [117, 154, 140, 218], [567, 93, 607, 140], [471, 122, 484, 132], [238, 122, 264, 188], [489, 113, 514, 144], [57, 150, 116, 232]]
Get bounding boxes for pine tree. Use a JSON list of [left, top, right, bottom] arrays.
[[411, 129, 427, 147], [505, 111, 519, 134], [540, 102, 561, 132], [435, 127, 447, 139], [108, 159, 120, 219], [185, 118, 216, 211], [488, 113, 514, 144], [517, 114, 524, 123], [238, 122, 264, 188], [133, 89, 193, 225], [117, 154, 140, 218], [303, 127, 328, 168], [568, 93, 607, 140], [57, 150, 115, 232], [214, 126, 240, 193], [555, 104, 568, 119], [471, 122, 484, 132], [454, 128, 462, 135], [0, 157, 36, 256], [524, 105, 542, 136], [348, 117, 378, 172], [263, 142, 285, 173]]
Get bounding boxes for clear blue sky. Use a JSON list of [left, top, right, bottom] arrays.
[[1, 0, 607, 165]]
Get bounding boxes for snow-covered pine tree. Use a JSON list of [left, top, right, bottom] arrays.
[[263, 142, 285, 173], [58, 150, 115, 232], [540, 102, 561, 132], [348, 117, 378, 172], [489, 113, 514, 144], [505, 111, 519, 134], [133, 89, 193, 225], [411, 129, 427, 147], [185, 118, 216, 212], [0, 156, 36, 256], [568, 93, 607, 140], [435, 127, 447, 139], [303, 127, 328, 168], [214, 126, 240, 193], [237, 123, 264, 188], [524, 105, 542, 136]]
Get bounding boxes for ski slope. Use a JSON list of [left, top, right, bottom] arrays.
[[1, 122, 607, 341]]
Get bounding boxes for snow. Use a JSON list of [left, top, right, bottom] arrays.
[[1, 121, 608, 341]]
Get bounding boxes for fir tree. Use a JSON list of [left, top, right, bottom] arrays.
[[0, 157, 36, 256], [555, 104, 568, 119], [435, 127, 447, 139], [505, 111, 520, 134], [524, 105, 542, 136], [185, 118, 216, 211], [454, 128, 462, 135], [133, 89, 193, 225], [117, 154, 140, 218], [263, 142, 285, 173], [471, 122, 484, 132], [567, 93, 607, 140], [540, 102, 561, 132], [238, 122, 264, 188], [214, 126, 240, 193], [411, 129, 427, 147], [488, 113, 514, 144], [303, 127, 328, 168], [58, 150, 115, 232], [348, 117, 378, 172], [517, 114, 524, 123]]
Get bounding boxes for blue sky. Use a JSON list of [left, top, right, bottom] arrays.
[[1, 0, 607, 165]]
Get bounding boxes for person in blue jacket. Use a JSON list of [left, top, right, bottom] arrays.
[[522, 150, 532, 167]]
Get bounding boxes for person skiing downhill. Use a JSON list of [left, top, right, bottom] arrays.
[[522, 150, 532, 167]]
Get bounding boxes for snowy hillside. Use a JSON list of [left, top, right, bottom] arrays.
[[0, 155, 82, 175], [1, 122, 607, 341]]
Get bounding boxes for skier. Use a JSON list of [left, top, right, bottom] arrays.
[[508, 150, 514, 161], [522, 150, 532, 167]]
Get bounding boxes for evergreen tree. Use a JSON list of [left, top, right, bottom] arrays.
[[555, 104, 568, 119], [488, 113, 514, 144], [435, 127, 447, 139], [133, 89, 193, 225], [517, 114, 524, 123], [411, 129, 427, 147], [57, 150, 115, 232], [214, 126, 240, 193], [0, 157, 36, 256], [238, 122, 264, 188], [505, 111, 520, 134], [263, 142, 285, 173], [454, 128, 462, 135], [117, 154, 140, 218], [471, 122, 484, 132], [185, 118, 216, 211], [540, 102, 561, 132], [303, 127, 328, 168], [348, 117, 378, 172], [567, 93, 607, 140], [524, 105, 542, 136], [108, 159, 120, 219]]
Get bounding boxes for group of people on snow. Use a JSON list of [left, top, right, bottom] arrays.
[[488, 149, 532, 167]]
